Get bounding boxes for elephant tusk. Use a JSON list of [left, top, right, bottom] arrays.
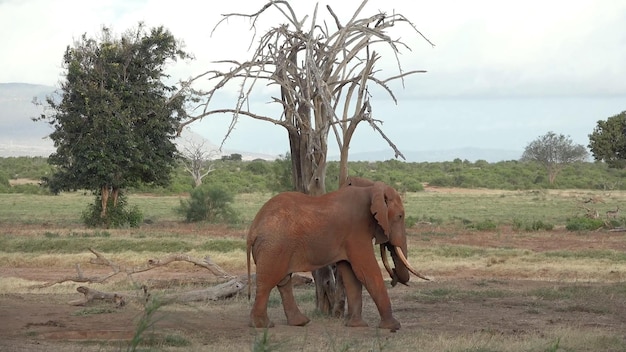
[[380, 244, 395, 279], [394, 246, 430, 281]]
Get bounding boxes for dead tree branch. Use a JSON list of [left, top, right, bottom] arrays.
[[31, 248, 236, 289], [174, 0, 433, 317], [69, 286, 126, 307]]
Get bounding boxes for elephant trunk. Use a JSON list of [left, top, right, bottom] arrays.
[[380, 244, 430, 286]]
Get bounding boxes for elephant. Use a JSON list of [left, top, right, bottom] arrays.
[[246, 179, 428, 330]]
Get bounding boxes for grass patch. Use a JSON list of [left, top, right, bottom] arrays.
[[0, 236, 194, 253], [555, 305, 609, 314], [199, 239, 246, 252], [431, 245, 489, 258], [526, 285, 591, 300], [72, 307, 116, 316], [140, 333, 191, 348], [412, 287, 510, 304], [543, 249, 626, 261]]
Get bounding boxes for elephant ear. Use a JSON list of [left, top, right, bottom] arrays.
[[370, 182, 390, 243]]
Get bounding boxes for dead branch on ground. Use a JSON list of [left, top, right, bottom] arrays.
[[31, 248, 249, 305], [69, 286, 126, 307]]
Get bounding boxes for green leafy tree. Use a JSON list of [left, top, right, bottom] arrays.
[[521, 131, 589, 185], [34, 24, 191, 222], [588, 111, 626, 168]]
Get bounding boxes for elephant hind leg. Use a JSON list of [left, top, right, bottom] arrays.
[[277, 275, 310, 326], [249, 296, 275, 328], [250, 280, 275, 328]]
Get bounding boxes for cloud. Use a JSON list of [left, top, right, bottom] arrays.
[[2, 0, 625, 97]]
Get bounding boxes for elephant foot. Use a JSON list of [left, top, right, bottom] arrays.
[[345, 317, 368, 328], [378, 317, 401, 331], [286, 314, 310, 327], [249, 316, 275, 328]]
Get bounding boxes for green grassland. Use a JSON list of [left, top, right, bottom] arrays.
[[1, 187, 623, 227], [2, 187, 626, 351]]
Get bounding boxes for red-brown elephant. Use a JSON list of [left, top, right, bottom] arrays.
[[246, 179, 428, 330]]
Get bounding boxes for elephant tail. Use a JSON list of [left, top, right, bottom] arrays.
[[246, 236, 253, 301]]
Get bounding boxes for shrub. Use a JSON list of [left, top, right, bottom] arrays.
[[467, 219, 497, 231], [405, 215, 419, 228], [0, 171, 9, 188], [565, 217, 605, 231], [178, 185, 240, 224], [82, 193, 143, 228], [513, 218, 554, 231]]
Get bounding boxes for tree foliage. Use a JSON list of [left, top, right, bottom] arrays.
[[521, 131, 589, 184], [588, 111, 626, 169], [34, 23, 191, 220]]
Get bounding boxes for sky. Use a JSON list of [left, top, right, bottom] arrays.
[[1, 0, 625, 159]]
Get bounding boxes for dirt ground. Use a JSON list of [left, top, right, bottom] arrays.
[[1, 227, 626, 351]]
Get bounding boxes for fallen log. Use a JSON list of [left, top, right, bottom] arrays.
[[162, 278, 246, 303], [33, 248, 313, 306]]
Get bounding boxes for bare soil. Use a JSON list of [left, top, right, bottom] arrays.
[[1, 225, 626, 351]]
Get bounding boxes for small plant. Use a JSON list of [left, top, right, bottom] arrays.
[[127, 294, 165, 352], [545, 337, 561, 352], [252, 329, 282, 352]]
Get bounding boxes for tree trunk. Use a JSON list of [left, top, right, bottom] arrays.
[[111, 187, 120, 208], [100, 185, 109, 218]]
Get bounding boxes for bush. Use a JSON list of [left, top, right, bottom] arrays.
[[565, 217, 605, 231], [82, 193, 143, 228], [178, 185, 240, 224], [467, 219, 497, 231], [513, 218, 554, 231], [0, 171, 9, 188]]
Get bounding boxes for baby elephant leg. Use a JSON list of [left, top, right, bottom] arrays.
[[337, 261, 368, 327]]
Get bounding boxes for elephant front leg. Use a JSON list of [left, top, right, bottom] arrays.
[[336, 261, 368, 327], [277, 275, 310, 326], [352, 258, 401, 331]]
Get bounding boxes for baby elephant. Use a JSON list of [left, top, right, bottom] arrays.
[[246, 180, 427, 330]]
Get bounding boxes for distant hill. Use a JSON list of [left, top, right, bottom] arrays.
[[0, 83, 57, 157], [335, 147, 523, 163]]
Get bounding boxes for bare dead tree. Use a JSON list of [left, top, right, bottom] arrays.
[[179, 131, 221, 187], [176, 0, 433, 316]]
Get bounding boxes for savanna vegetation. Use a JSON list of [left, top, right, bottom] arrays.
[[2, 155, 626, 195], [1, 182, 626, 351]]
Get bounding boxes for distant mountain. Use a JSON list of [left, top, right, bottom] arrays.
[[0, 82, 276, 160], [334, 147, 523, 163], [1, 82, 521, 162], [0, 83, 57, 157]]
